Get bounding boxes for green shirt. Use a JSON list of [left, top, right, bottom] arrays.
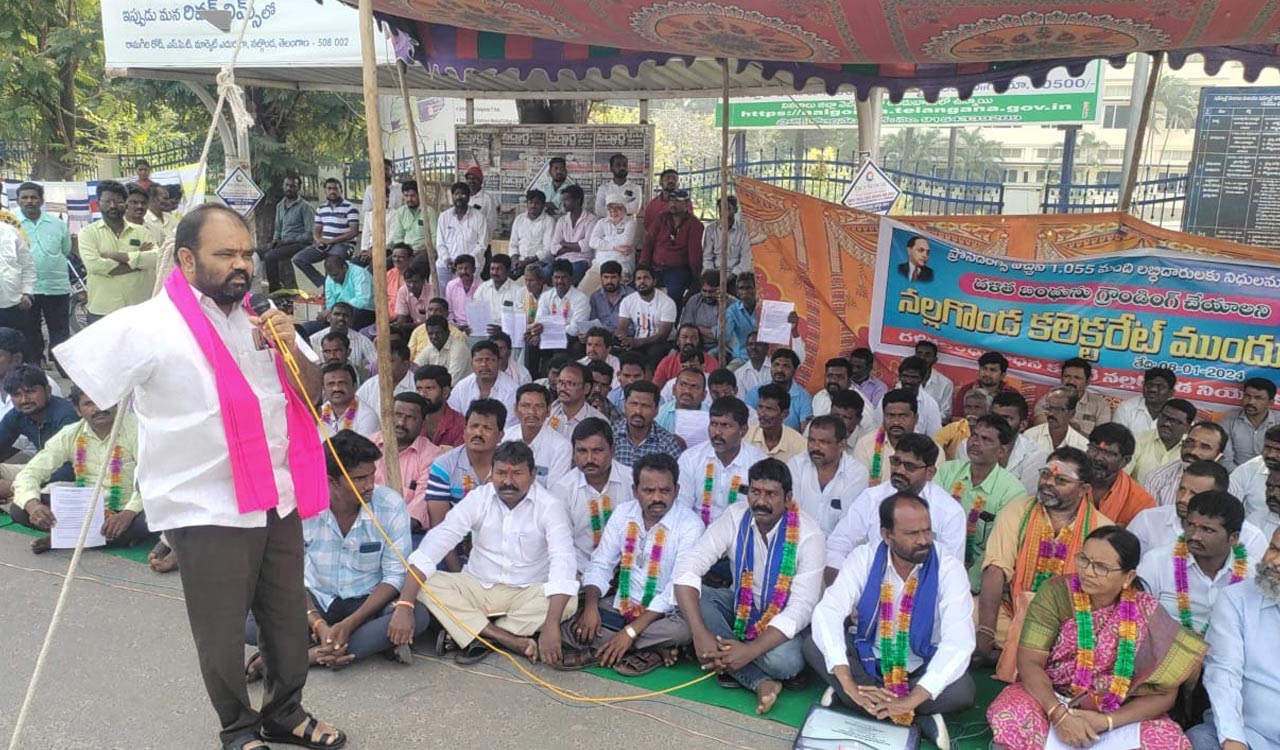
[[273, 197, 316, 243], [934, 459, 1028, 591], [78, 220, 157, 315], [13, 414, 142, 514], [389, 204, 436, 249], [18, 212, 72, 295]]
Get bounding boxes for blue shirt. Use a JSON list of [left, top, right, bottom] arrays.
[[301, 485, 411, 610], [745, 381, 813, 430], [611, 419, 683, 467], [725, 299, 758, 361], [0, 396, 79, 482], [18, 212, 72, 295], [324, 263, 374, 311], [588, 286, 633, 335], [1204, 579, 1280, 750]]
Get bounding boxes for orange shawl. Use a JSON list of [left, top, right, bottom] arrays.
[[1095, 470, 1156, 526]]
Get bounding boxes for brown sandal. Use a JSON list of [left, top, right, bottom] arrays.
[[613, 649, 664, 676], [552, 647, 597, 671]]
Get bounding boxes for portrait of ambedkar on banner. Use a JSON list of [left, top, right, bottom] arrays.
[[897, 235, 933, 282]]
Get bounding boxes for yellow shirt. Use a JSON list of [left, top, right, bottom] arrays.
[[933, 419, 971, 460], [1127, 429, 1181, 484], [13, 414, 142, 514], [745, 424, 807, 463], [78, 220, 158, 314]]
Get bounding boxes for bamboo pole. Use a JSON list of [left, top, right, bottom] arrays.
[[1119, 51, 1164, 214], [358, 0, 402, 493], [717, 58, 731, 365], [396, 59, 440, 297]]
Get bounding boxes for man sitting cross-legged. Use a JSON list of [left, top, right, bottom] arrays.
[[400, 440, 579, 665], [559, 453, 705, 675], [806, 492, 976, 747], [674, 458, 826, 715], [245, 430, 430, 676], [11, 385, 150, 555], [553, 417, 635, 572]]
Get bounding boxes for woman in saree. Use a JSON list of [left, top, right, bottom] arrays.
[[988, 526, 1208, 750]]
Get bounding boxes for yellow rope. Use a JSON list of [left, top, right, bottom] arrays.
[[266, 319, 715, 703]]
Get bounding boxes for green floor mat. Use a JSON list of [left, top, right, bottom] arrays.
[[0, 518, 155, 564], [586, 660, 1001, 749]]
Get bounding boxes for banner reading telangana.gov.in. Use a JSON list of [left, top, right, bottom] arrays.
[[869, 218, 1280, 408]]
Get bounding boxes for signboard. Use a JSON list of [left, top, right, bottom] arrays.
[[101, 0, 397, 69], [716, 62, 1103, 128], [840, 161, 901, 214], [1184, 86, 1280, 248], [215, 166, 264, 217], [455, 124, 654, 238], [869, 218, 1280, 408]]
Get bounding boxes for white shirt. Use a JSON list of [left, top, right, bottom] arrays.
[[1229, 456, 1270, 519], [583, 500, 704, 615], [319, 398, 380, 437], [505, 358, 532, 386], [504, 423, 572, 489], [309, 326, 377, 378], [547, 400, 606, 439], [1255, 510, 1280, 539], [0, 224, 36, 308], [677, 441, 767, 525], [435, 207, 488, 264], [673, 501, 826, 638], [618, 289, 677, 341], [361, 183, 404, 214], [1143, 459, 1185, 508], [355, 369, 416, 421], [537, 286, 592, 339], [408, 483, 579, 597], [811, 542, 974, 699], [1113, 395, 1158, 436], [1022, 422, 1089, 454], [785, 452, 870, 534], [1204, 580, 1280, 750], [552, 460, 637, 572], [869, 388, 943, 437], [55, 284, 319, 531], [469, 189, 499, 243], [825, 482, 967, 569], [447, 372, 519, 427], [922, 371, 955, 422], [472, 277, 528, 324], [1139, 539, 1264, 633], [594, 180, 644, 217], [588, 216, 639, 273], [508, 212, 557, 262], [1127, 504, 1269, 557], [358, 208, 396, 253], [735, 359, 771, 399]]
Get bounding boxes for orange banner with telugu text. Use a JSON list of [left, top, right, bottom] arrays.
[[736, 176, 1280, 403]]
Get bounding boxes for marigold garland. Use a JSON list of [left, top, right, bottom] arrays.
[[1070, 574, 1137, 713], [1173, 536, 1248, 633], [74, 431, 125, 513], [587, 493, 612, 547], [878, 572, 920, 726], [618, 521, 666, 622], [951, 479, 988, 569], [321, 403, 356, 431], [869, 428, 887, 486], [733, 504, 799, 641], [699, 464, 741, 525], [1032, 517, 1072, 592]]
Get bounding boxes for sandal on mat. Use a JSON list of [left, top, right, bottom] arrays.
[[614, 649, 664, 677], [259, 716, 346, 750]]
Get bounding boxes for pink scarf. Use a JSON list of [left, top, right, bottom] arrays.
[[164, 268, 327, 518]]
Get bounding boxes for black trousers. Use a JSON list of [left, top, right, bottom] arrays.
[[31, 293, 70, 367], [0, 304, 38, 363], [802, 632, 976, 717], [168, 510, 310, 746], [10, 499, 155, 547], [259, 242, 309, 291]]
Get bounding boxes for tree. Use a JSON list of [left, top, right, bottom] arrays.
[[1150, 75, 1197, 166], [952, 129, 1006, 180], [880, 129, 943, 173]]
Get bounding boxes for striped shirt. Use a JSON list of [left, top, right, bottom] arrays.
[[422, 445, 490, 507], [301, 485, 411, 610], [611, 419, 683, 467], [314, 199, 359, 240]]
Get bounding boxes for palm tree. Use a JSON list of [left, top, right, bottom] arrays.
[[953, 128, 1006, 180], [1150, 75, 1197, 166], [880, 128, 943, 173], [1072, 131, 1107, 183]]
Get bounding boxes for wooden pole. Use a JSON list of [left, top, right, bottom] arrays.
[[396, 59, 439, 297], [1119, 51, 1164, 214], [358, 0, 402, 493], [717, 58, 731, 365]]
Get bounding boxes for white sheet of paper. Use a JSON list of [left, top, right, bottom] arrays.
[[501, 311, 526, 349], [674, 409, 710, 448], [49, 485, 107, 549], [1045, 714, 1140, 750], [758, 300, 795, 345], [538, 315, 568, 349], [466, 302, 493, 333], [796, 705, 917, 750]]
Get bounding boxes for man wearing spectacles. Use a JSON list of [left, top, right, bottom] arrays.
[[972, 447, 1111, 669], [78, 180, 157, 322], [825, 433, 967, 584]]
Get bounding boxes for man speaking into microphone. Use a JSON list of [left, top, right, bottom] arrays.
[[56, 203, 347, 750]]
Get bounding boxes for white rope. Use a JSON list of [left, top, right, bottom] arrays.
[[5, 5, 258, 748]]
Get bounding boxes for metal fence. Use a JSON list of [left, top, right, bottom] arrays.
[[0, 139, 99, 180], [336, 145, 456, 200], [1039, 165, 1188, 226], [673, 149, 1007, 216]]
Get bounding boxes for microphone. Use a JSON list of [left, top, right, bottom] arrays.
[[247, 292, 274, 317]]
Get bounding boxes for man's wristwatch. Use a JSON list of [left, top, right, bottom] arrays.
[[624, 625, 639, 640]]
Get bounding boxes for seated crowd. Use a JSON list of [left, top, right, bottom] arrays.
[[5, 174, 1280, 750]]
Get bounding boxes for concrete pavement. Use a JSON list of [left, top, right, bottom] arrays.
[[0, 530, 792, 750]]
